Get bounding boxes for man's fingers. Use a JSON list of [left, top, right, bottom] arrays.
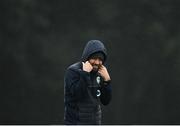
[[98, 69, 102, 73], [82, 61, 90, 65], [99, 65, 104, 69], [85, 61, 90, 64], [101, 65, 105, 68]]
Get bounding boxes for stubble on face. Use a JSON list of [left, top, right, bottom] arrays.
[[91, 63, 102, 72]]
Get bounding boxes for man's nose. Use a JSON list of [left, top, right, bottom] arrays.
[[94, 59, 100, 64]]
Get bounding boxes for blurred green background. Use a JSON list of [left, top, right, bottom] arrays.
[[1, 0, 180, 124]]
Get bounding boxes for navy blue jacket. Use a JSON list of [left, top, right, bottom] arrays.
[[64, 40, 112, 124]]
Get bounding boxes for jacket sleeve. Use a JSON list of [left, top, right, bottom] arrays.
[[64, 68, 91, 100], [100, 80, 112, 105]]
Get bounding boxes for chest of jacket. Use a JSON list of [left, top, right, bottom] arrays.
[[77, 74, 103, 124]]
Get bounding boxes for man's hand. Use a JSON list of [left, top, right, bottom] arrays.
[[82, 61, 93, 72], [98, 65, 111, 81]]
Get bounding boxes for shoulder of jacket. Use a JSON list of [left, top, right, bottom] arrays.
[[67, 62, 82, 72]]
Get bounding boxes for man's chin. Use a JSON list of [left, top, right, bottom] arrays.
[[92, 67, 99, 72]]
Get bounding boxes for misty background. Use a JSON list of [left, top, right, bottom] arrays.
[[1, 0, 180, 124]]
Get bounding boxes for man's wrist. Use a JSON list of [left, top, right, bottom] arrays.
[[103, 80, 111, 85]]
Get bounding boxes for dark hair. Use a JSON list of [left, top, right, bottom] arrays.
[[88, 51, 105, 62]]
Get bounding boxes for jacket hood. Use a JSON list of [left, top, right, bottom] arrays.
[[81, 40, 107, 63]]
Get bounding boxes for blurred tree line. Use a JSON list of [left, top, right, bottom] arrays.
[[0, 0, 180, 124]]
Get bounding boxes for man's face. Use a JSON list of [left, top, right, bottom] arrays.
[[88, 57, 103, 71]]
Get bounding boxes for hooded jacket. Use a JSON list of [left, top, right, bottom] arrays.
[[64, 40, 112, 124]]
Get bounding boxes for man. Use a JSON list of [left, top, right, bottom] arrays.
[[64, 40, 112, 124]]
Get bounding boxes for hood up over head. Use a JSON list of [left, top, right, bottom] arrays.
[[81, 40, 107, 64]]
